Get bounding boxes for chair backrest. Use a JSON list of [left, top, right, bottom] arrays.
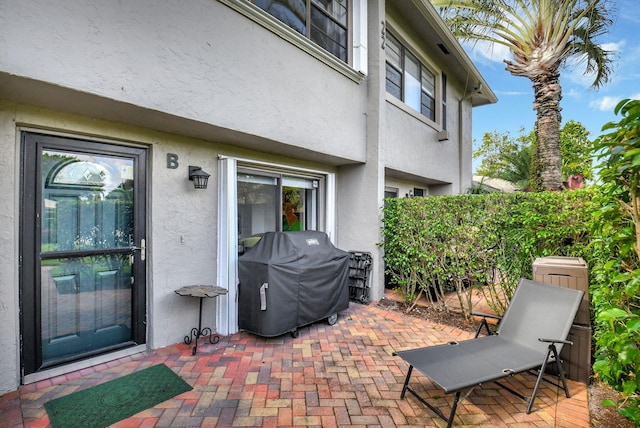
[[496, 279, 583, 354]]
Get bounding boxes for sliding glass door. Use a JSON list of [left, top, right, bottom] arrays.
[[237, 168, 320, 253]]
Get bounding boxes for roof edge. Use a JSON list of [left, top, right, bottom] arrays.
[[411, 0, 498, 106]]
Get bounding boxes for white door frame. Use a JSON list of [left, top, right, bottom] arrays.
[[216, 155, 336, 335]]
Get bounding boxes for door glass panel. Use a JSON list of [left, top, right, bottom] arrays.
[[40, 150, 135, 365], [237, 173, 278, 252], [282, 176, 318, 231], [41, 254, 132, 361], [237, 170, 319, 253]]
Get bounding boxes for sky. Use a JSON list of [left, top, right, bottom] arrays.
[[465, 0, 640, 173]]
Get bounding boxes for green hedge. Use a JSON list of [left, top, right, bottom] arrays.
[[381, 190, 593, 318]]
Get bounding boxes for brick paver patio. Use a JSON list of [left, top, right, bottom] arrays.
[[0, 303, 589, 427]]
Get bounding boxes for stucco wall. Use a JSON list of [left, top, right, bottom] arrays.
[[0, 0, 368, 163], [335, 0, 386, 303], [383, 94, 470, 192], [0, 102, 342, 393], [0, 104, 20, 394]]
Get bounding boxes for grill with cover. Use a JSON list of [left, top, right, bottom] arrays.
[[238, 231, 350, 337]]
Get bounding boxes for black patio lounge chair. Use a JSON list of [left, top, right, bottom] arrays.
[[393, 278, 584, 427]]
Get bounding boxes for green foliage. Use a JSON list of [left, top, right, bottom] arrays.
[[560, 120, 594, 182], [590, 99, 640, 424], [381, 190, 592, 319], [474, 128, 533, 186], [529, 130, 544, 192], [474, 121, 594, 190]]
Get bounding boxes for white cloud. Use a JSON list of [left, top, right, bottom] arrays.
[[589, 96, 622, 111], [463, 40, 511, 64], [565, 88, 582, 99], [602, 40, 625, 54], [587, 93, 640, 112]]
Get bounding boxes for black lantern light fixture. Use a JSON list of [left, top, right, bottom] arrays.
[[188, 166, 210, 189]]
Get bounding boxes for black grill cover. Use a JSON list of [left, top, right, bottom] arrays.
[[238, 231, 350, 337]]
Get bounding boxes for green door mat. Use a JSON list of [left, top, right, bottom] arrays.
[[44, 364, 192, 428]]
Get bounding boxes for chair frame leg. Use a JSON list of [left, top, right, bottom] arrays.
[[527, 344, 570, 414], [399, 364, 461, 427]]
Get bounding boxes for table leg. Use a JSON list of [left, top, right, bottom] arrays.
[[183, 297, 220, 355]]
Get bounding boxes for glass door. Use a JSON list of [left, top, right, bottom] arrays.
[[237, 172, 279, 248], [21, 132, 147, 375], [282, 176, 318, 231], [236, 169, 319, 253]]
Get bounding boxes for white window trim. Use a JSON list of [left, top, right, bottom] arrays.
[[216, 155, 336, 335], [218, 0, 367, 82], [217, 157, 238, 336], [385, 93, 442, 131], [386, 17, 440, 76], [352, 0, 368, 75]]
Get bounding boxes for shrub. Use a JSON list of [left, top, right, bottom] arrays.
[[590, 99, 640, 424], [381, 190, 592, 319]]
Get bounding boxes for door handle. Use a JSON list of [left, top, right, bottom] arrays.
[[129, 239, 146, 261], [140, 239, 146, 261]]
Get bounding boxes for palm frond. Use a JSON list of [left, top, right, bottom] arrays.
[[431, 0, 614, 89]]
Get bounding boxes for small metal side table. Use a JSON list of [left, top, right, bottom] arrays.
[[175, 285, 228, 355]]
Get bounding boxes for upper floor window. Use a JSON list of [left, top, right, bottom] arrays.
[[251, 0, 349, 62], [385, 32, 437, 122], [441, 73, 447, 130]]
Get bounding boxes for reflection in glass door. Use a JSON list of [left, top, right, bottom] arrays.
[[237, 172, 278, 248], [236, 169, 319, 253], [282, 176, 318, 231], [21, 133, 147, 375]]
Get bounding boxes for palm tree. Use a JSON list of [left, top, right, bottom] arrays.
[[498, 144, 533, 190], [433, 0, 613, 190]]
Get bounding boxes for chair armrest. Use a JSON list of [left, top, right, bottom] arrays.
[[471, 312, 502, 321], [538, 338, 573, 346], [472, 312, 502, 338]]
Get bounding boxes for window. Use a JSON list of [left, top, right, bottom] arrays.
[[384, 186, 399, 199], [442, 73, 447, 130], [385, 32, 438, 122], [251, 0, 349, 62]]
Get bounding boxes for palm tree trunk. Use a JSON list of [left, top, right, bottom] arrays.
[[532, 69, 563, 190]]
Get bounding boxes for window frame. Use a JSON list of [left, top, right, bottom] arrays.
[[308, 0, 349, 63], [216, 156, 336, 335], [218, 0, 365, 83], [385, 29, 444, 128], [236, 167, 322, 241]]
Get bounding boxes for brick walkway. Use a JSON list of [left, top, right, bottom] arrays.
[[0, 303, 589, 427]]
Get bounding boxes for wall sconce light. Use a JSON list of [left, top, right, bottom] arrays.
[[188, 166, 210, 189]]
